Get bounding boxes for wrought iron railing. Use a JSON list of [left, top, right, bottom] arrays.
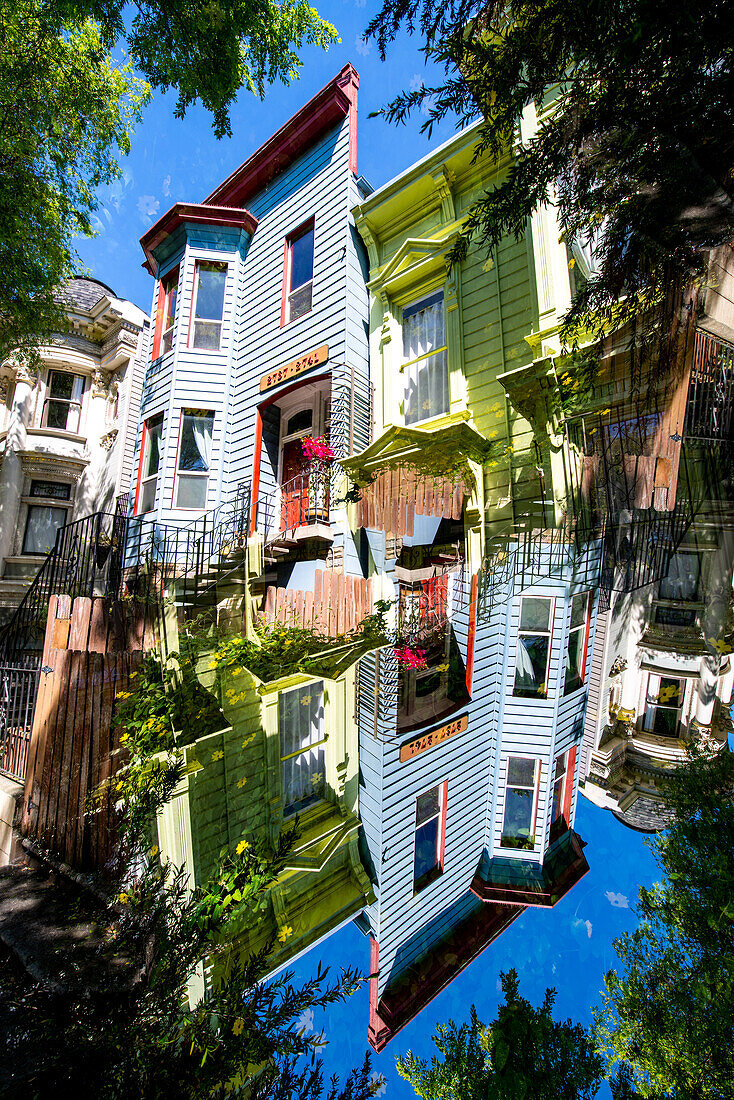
[[686, 330, 734, 443], [0, 664, 40, 779], [256, 465, 335, 548]]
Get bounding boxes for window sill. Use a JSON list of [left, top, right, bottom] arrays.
[[26, 427, 86, 446], [413, 864, 443, 896], [512, 690, 549, 701], [399, 408, 471, 434]]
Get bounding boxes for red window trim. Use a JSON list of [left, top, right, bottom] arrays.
[[170, 407, 214, 511], [133, 416, 162, 516], [151, 266, 179, 361], [187, 259, 228, 350], [413, 779, 447, 894], [563, 746, 577, 824], [280, 217, 315, 328]]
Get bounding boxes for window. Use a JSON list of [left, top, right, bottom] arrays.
[[151, 267, 179, 359], [550, 752, 568, 842], [654, 550, 701, 627], [501, 757, 539, 850], [514, 597, 553, 698], [403, 292, 449, 425], [23, 483, 71, 554], [175, 410, 214, 509], [413, 782, 446, 892], [190, 262, 227, 349], [283, 222, 314, 324], [643, 675, 685, 737], [565, 592, 590, 694], [137, 415, 163, 514], [42, 371, 84, 433], [279, 681, 326, 817]]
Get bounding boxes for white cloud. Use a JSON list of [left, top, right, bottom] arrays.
[[409, 74, 423, 92], [573, 917, 593, 939], [354, 0, 366, 7], [137, 194, 159, 222], [605, 891, 630, 909], [310, 1029, 327, 1051], [355, 34, 371, 57], [296, 1008, 314, 1036], [369, 1072, 387, 1096], [162, 174, 171, 198]]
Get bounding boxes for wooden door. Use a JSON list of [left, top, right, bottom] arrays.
[[280, 438, 309, 531]]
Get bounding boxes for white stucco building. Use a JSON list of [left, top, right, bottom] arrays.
[[0, 277, 148, 621]]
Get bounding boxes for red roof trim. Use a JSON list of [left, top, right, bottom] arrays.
[[140, 203, 258, 275], [204, 64, 359, 209]]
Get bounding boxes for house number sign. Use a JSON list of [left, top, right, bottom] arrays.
[[399, 714, 468, 763], [260, 344, 329, 392]]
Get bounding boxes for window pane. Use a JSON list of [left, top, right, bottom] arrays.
[[565, 627, 585, 692], [655, 604, 696, 627], [502, 787, 534, 845], [404, 349, 449, 425], [193, 320, 223, 350], [49, 371, 74, 399], [288, 283, 312, 322], [552, 776, 565, 822], [507, 757, 535, 787], [657, 677, 684, 708], [644, 705, 680, 737], [195, 264, 226, 321], [175, 474, 208, 509], [286, 408, 313, 435], [29, 481, 70, 500], [403, 293, 444, 360], [144, 420, 162, 478], [279, 682, 325, 817], [514, 635, 549, 696], [570, 592, 588, 629], [414, 817, 439, 884], [416, 787, 440, 826], [290, 228, 314, 290], [178, 413, 213, 472], [139, 478, 157, 513], [520, 597, 551, 632], [164, 277, 178, 328], [659, 551, 700, 602], [23, 506, 67, 554]]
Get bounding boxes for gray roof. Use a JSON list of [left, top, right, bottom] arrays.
[[612, 794, 674, 833], [58, 277, 116, 312]]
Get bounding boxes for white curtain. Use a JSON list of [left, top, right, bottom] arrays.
[[23, 507, 66, 554], [659, 551, 699, 601], [515, 637, 535, 679], [403, 295, 448, 424], [191, 415, 213, 472], [280, 682, 325, 814]]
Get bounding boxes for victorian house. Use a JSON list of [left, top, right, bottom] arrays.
[[0, 277, 148, 622]]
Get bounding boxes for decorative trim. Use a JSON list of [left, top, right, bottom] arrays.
[[140, 203, 258, 275], [19, 452, 87, 481]]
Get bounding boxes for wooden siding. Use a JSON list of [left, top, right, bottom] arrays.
[[264, 571, 372, 636]]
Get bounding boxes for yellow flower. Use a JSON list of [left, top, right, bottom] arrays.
[[237, 777, 247, 789], [232, 1018, 245, 1036], [150, 846, 158, 858], [115, 691, 132, 700], [211, 750, 224, 762], [300, 695, 311, 706], [236, 839, 250, 855], [117, 892, 130, 905], [278, 925, 293, 943]]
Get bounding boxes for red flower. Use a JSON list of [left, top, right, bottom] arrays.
[[393, 645, 428, 670], [301, 436, 335, 462]]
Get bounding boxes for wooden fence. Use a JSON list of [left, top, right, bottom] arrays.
[[355, 468, 464, 537], [264, 570, 373, 637], [21, 595, 152, 872]]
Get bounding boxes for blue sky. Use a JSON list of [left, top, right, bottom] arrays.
[[76, 1, 460, 316], [287, 796, 659, 1097]]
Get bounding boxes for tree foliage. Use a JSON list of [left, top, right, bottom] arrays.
[[0, 0, 149, 364], [366, 0, 734, 337], [397, 968, 605, 1100], [2, 646, 370, 1098], [594, 747, 734, 1099]]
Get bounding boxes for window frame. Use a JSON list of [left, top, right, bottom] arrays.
[[642, 673, 686, 737], [401, 290, 449, 427], [278, 680, 328, 819], [564, 591, 591, 696], [134, 413, 164, 515], [412, 780, 447, 894], [281, 219, 315, 327], [500, 756, 540, 851], [41, 370, 85, 434], [172, 408, 215, 511], [513, 596, 555, 700], [188, 260, 228, 351], [151, 266, 179, 361]]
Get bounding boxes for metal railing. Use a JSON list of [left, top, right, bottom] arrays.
[[686, 330, 734, 443], [257, 465, 334, 548], [0, 664, 39, 780]]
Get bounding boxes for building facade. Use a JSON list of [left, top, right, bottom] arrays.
[[349, 115, 599, 1049], [0, 277, 148, 621]]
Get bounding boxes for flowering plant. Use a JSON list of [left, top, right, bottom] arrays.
[[394, 644, 428, 670], [301, 435, 334, 462]]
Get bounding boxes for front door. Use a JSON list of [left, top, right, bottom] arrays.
[[280, 437, 309, 531]]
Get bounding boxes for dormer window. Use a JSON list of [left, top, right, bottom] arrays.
[[41, 371, 84, 433]]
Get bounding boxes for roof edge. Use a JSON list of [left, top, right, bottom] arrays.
[[140, 202, 258, 275]]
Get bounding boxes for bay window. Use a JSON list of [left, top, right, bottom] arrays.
[[413, 782, 446, 892], [191, 262, 227, 350], [42, 371, 84, 433], [279, 681, 326, 817], [514, 597, 553, 698], [403, 292, 449, 425], [175, 409, 214, 509], [565, 592, 590, 694], [283, 221, 314, 324], [137, 414, 163, 514], [501, 757, 539, 850]]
